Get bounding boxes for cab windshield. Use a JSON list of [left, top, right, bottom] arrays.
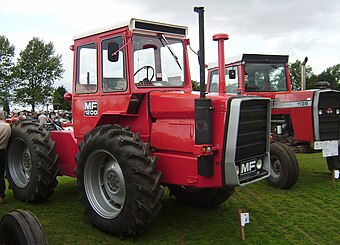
[[244, 63, 287, 92], [133, 34, 184, 87]]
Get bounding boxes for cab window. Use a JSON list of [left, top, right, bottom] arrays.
[[102, 36, 127, 92], [209, 66, 238, 94], [75, 43, 97, 94], [244, 63, 287, 92], [133, 34, 184, 87]]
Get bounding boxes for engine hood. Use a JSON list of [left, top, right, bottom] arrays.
[[148, 91, 238, 118]]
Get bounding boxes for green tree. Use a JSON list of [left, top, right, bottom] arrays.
[[315, 64, 340, 90], [192, 80, 200, 91], [288, 59, 314, 90], [0, 35, 15, 113], [52, 85, 71, 111], [306, 73, 319, 89], [14, 37, 64, 111]]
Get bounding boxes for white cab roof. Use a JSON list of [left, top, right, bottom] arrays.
[[74, 18, 188, 40]]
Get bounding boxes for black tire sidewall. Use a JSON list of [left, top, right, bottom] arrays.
[[280, 143, 299, 189], [76, 125, 163, 236], [7, 127, 40, 199], [0, 210, 47, 245], [0, 215, 26, 244], [77, 134, 132, 233], [267, 142, 291, 188], [6, 120, 58, 202]]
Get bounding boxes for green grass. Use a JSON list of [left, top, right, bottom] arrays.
[[0, 153, 339, 244]]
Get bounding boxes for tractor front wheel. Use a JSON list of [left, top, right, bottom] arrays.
[[76, 124, 163, 237], [6, 120, 59, 202], [168, 185, 234, 208], [267, 142, 299, 189]]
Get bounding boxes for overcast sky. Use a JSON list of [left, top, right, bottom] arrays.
[[1, 0, 339, 92]]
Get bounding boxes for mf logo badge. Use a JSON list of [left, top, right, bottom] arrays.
[[240, 160, 257, 174], [84, 101, 98, 116]]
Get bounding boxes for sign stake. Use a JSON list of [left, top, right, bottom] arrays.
[[238, 208, 249, 241]]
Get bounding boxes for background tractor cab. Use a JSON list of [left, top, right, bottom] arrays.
[[207, 54, 340, 172]]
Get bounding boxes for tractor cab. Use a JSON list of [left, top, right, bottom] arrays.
[[69, 19, 192, 139], [207, 54, 291, 96]]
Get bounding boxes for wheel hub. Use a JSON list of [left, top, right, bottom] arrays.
[[106, 171, 120, 193], [271, 157, 281, 178], [84, 150, 126, 219], [21, 148, 32, 179], [22, 152, 31, 171]]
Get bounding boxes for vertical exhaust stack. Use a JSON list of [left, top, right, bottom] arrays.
[[301, 56, 308, 91], [213, 33, 229, 96], [194, 6, 206, 99], [194, 7, 212, 145]]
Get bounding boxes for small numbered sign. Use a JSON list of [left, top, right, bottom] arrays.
[[241, 213, 250, 227]]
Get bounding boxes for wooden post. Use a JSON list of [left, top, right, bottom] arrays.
[[238, 208, 245, 241]]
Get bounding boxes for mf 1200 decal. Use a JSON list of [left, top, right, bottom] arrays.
[[84, 101, 98, 116]]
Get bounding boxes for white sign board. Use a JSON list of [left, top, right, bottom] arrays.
[[334, 170, 340, 179], [240, 213, 250, 227], [322, 141, 338, 157]]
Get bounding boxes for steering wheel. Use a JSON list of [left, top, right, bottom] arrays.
[[134, 65, 155, 84]]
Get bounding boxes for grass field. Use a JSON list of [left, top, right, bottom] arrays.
[[0, 153, 339, 244]]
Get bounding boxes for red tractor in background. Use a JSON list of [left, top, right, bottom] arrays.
[[207, 54, 340, 187], [6, 8, 272, 237]]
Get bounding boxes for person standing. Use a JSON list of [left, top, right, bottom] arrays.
[[38, 111, 48, 125], [0, 110, 11, 204]]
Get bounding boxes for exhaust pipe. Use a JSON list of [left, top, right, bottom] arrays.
[[194, 6, 206, 99], [213, 33, 229, 96], [301, 56, 308, 90], [193, 6, 212, 145], [194, 7, 213, 177]]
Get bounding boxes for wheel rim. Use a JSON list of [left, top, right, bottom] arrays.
[[270, 156, 281, 179], [84, 149, 126, 219], [8, 138, 32, 188]]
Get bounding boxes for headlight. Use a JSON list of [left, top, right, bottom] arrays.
[[235, 165, 240, 175], [318, 109, 323, 115], [336, 109, 340, 115], [256, 159, 263, 169]]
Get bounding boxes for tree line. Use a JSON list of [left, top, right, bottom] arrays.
[[0, 35, 67, 113], [289, 60, 340, 90]]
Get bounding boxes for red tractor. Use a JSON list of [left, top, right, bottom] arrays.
[[207, 53, 340, 187], [6, 9, 272, 237]]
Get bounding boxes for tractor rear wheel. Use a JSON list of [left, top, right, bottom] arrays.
[[6, 120, 59, 202], [0, 209, 47, 245], [267, 142, 299, 189], [75, 124, 163, 237], [168, 185, 234, 208]]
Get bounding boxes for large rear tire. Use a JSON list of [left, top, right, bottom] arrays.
[[75, 124, 163, 237], [168, 185, 234, 208], [267, 142, 299, 189], [7, 120, 59, 202], [0, 209, 48, 245]]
